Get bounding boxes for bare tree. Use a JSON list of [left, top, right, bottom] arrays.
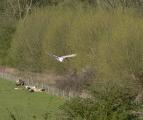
[[6, 0, 33, 20]]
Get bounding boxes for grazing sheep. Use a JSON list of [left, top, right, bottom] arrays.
[[25, 85, 35, 92], [30, 86, 46, 92], [31, 86, 41, 92], [25, 85, 45, 93], [28, 88, 34, 92], [40, 88, 45, 92], [31, 86, 36, 90], [16, 79, 25, 86], [25, 85, 31, 90]]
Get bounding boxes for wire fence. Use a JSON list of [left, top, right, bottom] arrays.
[[0, 67, 80, 99]]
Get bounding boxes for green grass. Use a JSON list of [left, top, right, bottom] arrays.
[[0, 79, 64, 120]]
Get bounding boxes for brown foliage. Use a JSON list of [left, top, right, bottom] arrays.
[[55, 67, 95, 92]]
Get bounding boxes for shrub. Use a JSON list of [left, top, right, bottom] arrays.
[[55, 66, 95, 92], [62, 83, 139, 120]]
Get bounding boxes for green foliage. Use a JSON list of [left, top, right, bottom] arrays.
[[62, 84, 139, 120], [0, 17, 16, 65], [9, 7, 143, 83]]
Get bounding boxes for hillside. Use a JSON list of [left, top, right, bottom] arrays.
[[0, 79, 64, 120]]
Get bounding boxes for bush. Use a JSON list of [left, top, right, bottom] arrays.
[[62, 84, 139, 120], [55, 66, 95, 92]]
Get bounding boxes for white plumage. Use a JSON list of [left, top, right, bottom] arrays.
[[47, 53, 77, 62]]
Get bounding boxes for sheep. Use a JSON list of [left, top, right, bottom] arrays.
[[24, 85, 45, 93], [25, 85, 31, 90], [25, 85, 35, 92], [28, 88, 34, 92], [40, 88, 45, 92], [31, 86, 42, 92], [16, 79, 25, 86]]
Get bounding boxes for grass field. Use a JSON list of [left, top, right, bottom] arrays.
[[0, 79, 64, 120]]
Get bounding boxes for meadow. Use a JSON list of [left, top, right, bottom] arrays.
[[1, 0, 143, 120], [0, 79, 64, 120]]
